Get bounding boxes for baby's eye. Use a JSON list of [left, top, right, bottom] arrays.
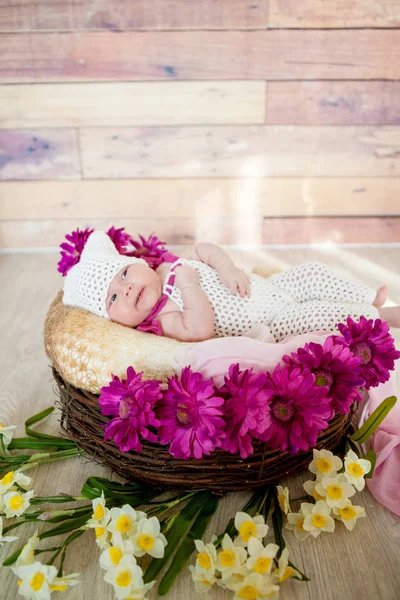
[[111, 293, 117, 303], [121, 269, 128, 280]]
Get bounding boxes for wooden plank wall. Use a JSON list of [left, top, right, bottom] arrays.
[[0, 1, 399, 248]]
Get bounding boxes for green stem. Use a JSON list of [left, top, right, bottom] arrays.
[[17, 448, 84, 472], [289, 495, 310, 504]]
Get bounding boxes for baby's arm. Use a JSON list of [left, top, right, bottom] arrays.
[[160, 265, 215, 342]]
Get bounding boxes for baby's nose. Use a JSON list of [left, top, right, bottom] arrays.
[[123, 282, 134, 296]]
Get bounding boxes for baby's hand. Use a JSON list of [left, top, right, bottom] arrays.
[[174, 264, 200, 288], [218, 264, 251, 298]]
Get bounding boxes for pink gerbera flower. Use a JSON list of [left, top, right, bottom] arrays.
[[335, 316, 400, 389], [57, 227, 94, 276], [106, 226, 133, 254], [99, 367, 162, 453], [216, 364, 274, 459], [255, 365, 332, 454], [282, 336, 364, 414], [156, 366, 226, 460], [125, 232, 169, 268]]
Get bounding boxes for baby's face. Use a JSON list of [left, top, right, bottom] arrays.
[[106, 263, 163, 327]]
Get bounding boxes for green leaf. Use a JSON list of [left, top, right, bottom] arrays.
[[271, 496, 285, 554], [363, 449, 377, 479], [80, 476, 162, 505], [350, 396, 397, 444], [38, 512, 92, 539], [2, 548, 22, 567], [158, 492, 220, 595], [143, 490, 210, 583], [9, 438, 76, 450]]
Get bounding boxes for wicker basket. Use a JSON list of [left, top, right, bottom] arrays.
[[54, 368, 355, 496]]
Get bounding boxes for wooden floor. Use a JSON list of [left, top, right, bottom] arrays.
[[0, 245, 399, 600]]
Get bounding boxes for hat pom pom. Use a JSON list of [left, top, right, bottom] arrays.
[[58, 227, 94, 276], [124, 232, 169, 268]]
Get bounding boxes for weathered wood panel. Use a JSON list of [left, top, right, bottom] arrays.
[[0, 82, 266, 128], [79, 126, 400, 179], [1, 179, 400, 219], [266, 81, 400, 125], [0, 1, 268, 32], [262, 217, 400, 244], [0, 129, 80, 180], [1, 30, 399, 83], [269, 0, 400, 28]]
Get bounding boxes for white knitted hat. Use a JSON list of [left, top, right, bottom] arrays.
[[62, 231, 148, 319]]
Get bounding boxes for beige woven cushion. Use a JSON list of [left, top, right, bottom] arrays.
[[44, 264, 279, 394]]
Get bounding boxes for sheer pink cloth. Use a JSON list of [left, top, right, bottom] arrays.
[[171, 328, 400, 516]]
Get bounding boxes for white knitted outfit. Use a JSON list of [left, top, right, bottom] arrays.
[[163, 259, 378, 341]]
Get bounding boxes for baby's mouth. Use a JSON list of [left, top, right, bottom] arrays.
[[135, 288, 144, 306]]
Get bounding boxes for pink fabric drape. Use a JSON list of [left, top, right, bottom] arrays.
[[171, 329, 400, 516]]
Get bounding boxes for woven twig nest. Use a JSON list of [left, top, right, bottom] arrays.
[[53, 369, 354, 495]]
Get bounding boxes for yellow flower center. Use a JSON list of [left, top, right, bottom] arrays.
[[296, 518, 305, 531], [238, 584, 258, 599], [50, 584, 68, 591], [30, 572, 45, 591], [116, 570, 132, 587], [339, 506, 357, 520], [327, 485, 343, 500], [312, 489, 325, 501], [1, 471, 14, 485], [312, 514, 328, 529], [316, 458, 332, 473], [280, 566, 294, 582], [95, 527, 105, 539], [254, 556, 271, 574], [116, 515, 132, 533], [220, 550, 235, 567], [278, 496, 286, 512], [137, 534, 155, 551], [94, 504, 105, 520], [9, 494, 23, 510], [239, 520, 257, 542], [348, 463, 364, 477], [109, 547, 123, 564], [197, 552, 212, 569], [0, 424, 5, 428]]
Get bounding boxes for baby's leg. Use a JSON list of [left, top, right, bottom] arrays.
[[268, 262, 376, 305], [269, 300, 379, 343]]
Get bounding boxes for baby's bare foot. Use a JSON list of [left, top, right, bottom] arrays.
[[373, 285, 388, 308], [378, 306, 400, 328]]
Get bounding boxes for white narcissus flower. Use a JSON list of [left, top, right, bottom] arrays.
[[303, 479, 326, 502], [234, 512, 269, 547], [0, 516, 18, 546], [99, 532, 135, 570], [333, 503, 366, 531], [107, 505, 147, 540], [276, 486, 291, 514], [86, 491, 111, 528], [3, 490, 35, 518], [246, 538, 279, 576], [103, 554, 144, 600], [188, 565, 218, 593], [285, 512, 311, 541], [130, 517, 167, 559], [309, 449, 343, 480], [226, 572, 280, 600], [273, 547, 302, 583], [0, 423, 17, 447], [15, 531, 40, 568], [216, 534, 248, 580], [0, 471, 32, 495], [344, 450, 372, 491], [49, 573, 81, 592], [94, 525, 111, 550], [13, 561, 57, 600], [301, 501, 335, 537], [193, 539, 217, 577], [315, 474, 356, 509]]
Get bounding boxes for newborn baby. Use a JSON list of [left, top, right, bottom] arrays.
[[63, 231, 399, 342]]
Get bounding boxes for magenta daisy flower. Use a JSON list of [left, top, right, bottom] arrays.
[[335, 316, 400, 389], [106, 226, 133, 254], [125, 232, 169, 268], [156, 366, 226, 460], [99, 366, 162, 453], [282, 336, 364, 414], [255, 365, 332, 454], [57, 227, 94, 276], [216, 364, 274, 459]]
